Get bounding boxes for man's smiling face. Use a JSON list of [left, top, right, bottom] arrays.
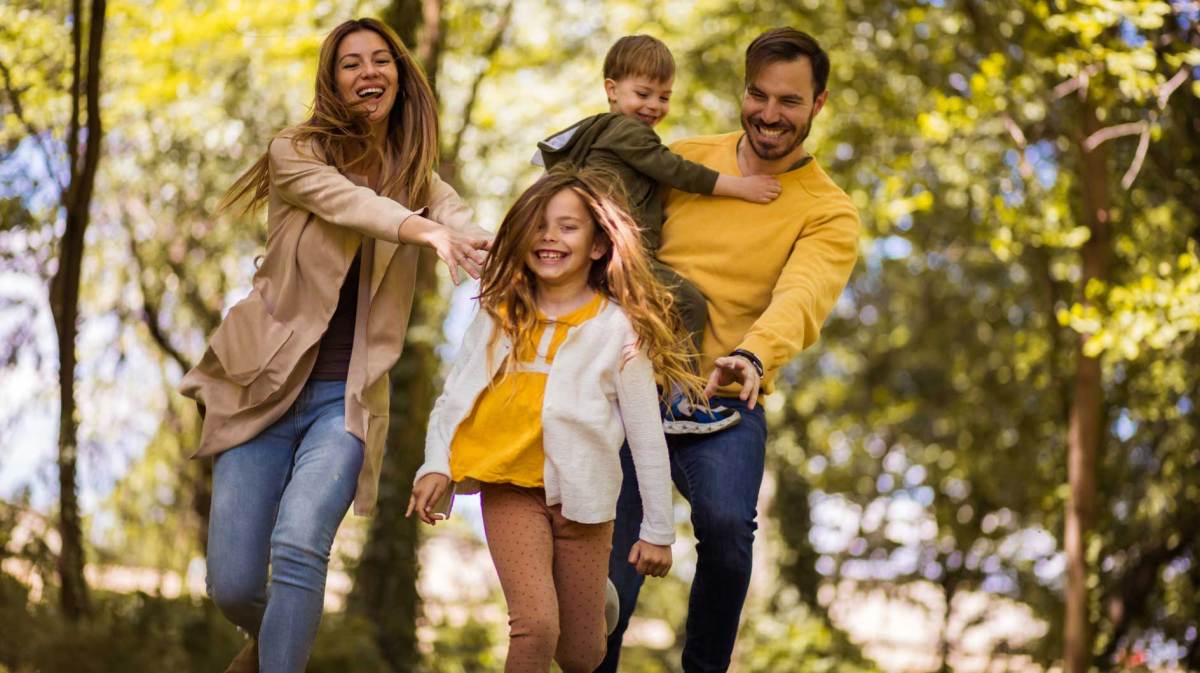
[[740, 57, 827, 162]]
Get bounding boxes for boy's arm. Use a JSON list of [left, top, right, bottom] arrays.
[[615, 338, 676, 546], [601, 121, 779, 203], [599, 120, 720, 195]]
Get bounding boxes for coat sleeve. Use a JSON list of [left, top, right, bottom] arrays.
[[615, 324, 676, 546], [415, 307, 490, 484], [426, 172, 492, 240], [268, 133, 421, 243]]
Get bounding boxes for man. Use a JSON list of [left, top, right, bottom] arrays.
[[597, 28, 861, 673]]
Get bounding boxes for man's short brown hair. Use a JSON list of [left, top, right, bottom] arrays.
[[745, 28, 830, 97], [603, 34, 675, 83]]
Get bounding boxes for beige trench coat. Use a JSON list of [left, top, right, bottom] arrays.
[[180, 128, 476, 516]]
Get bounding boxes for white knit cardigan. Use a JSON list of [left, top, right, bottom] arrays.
[[416, 299, 675, 545]]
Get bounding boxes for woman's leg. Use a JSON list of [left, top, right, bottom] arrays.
[[206, 412, 297, 636], [481, 484, 559, 673], [549, 511, 613, 673], [257, 380, 363, 673]]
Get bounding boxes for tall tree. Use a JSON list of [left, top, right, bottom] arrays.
[[46, 0, 107, 621]]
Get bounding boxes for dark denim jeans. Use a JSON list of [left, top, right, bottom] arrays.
[[596, 397, 767, 673], [206, 379, 363, 673]]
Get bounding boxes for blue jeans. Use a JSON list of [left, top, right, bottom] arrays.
[[206, 379, 363, 673], [596, 397, 767, 673]]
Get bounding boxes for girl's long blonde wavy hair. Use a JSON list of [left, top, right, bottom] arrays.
[[219, 18, 438, 212], [478, 166, 706, 403]]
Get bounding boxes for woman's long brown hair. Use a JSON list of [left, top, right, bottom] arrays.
[[477, 166, 706, 403], [219, 18, 439, 212]]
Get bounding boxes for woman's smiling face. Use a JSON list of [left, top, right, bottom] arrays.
[[335, 29, 398, 125]]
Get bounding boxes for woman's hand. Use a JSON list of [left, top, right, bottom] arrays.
[[398, 215, 491, 284], [406, 473, 451, 525], [427, 226, 491, 284], [628, 540, 672, 577]]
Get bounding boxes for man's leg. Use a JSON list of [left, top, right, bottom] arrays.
[[593, 442, 645, 673], [671, 397, 767, 673]]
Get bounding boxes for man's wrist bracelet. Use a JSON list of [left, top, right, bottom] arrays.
[[730, 349, 764, 378]]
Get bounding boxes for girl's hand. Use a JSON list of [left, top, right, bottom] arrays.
[[734, 175, 782, 204], [406, 473, 451, 525], [628, 540, 672, 577]]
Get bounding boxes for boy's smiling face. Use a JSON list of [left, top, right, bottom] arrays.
[[605, 75, 673, 127]]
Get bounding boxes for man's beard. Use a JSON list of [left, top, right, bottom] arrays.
[[740, 108, 815, 161]]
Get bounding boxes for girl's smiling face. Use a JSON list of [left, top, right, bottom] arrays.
[[526, 188, 607, 289], [335, 29, 398, 125]]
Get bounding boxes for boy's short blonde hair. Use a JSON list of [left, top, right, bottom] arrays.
[[603, 35, 675, 83]]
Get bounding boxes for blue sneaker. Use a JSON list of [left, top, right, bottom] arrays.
[[661, 396, 741, 435]]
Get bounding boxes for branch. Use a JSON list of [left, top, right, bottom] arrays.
[[1156, 66, 1190, 109], [1053, 63, 1104, 100], [1082, 121, 1145, 153], [0, 58, 67, 192], [124, 224, 193, 373], [1120, 123, 1150, 189], [447, 0, 514, 167]]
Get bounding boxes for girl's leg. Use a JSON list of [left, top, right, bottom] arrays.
[[549, 511, 613, 673], [481, 484, 559, 673], [206, 413, 297, 636], [258, 380, 363, 673]]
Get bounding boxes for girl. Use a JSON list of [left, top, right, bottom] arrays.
[[407, 166, 704, 673], [180, 18, 490, 673]]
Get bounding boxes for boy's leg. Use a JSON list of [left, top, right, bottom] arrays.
[[550, 509, 613, 673], [651, 260, 706, 353], [259, 380, 364, 673], [481, 484, 559, 673], [593, 443, 647, 673], [670, 397, 767, 673]]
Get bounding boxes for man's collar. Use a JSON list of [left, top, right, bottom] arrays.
[[737, 134, 814, 175]]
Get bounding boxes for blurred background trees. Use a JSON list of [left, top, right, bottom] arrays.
[[1, 1, 1197, 672]]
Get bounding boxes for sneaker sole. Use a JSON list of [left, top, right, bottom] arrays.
[[662, 414, 742, 435]]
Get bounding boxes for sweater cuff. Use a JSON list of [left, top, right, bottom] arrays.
[[639, 523, 676, 546], [736, 334, 777, 378], [413, 461, 451, 487]]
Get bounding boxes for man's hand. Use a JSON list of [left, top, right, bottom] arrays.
[[703, 354, 762, 409], [628, 540, 672, 577], [406, 473, 451, 525]]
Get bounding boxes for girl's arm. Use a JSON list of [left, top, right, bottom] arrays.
[[615, 342, 676, 547], [414, 307, 489, 485]]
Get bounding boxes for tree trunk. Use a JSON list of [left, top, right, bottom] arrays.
[[1064, 96, 1112, 673], [50, 0, 106, 622]]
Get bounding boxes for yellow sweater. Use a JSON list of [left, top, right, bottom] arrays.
[[659, 132, 860, 396]]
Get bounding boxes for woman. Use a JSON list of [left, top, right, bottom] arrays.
[[179, 18, 490, 673]]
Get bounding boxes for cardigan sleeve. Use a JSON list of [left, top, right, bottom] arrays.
[[615, 336, 676, 546], [268, 133, 421, 243], [415, 306, 490, 485]]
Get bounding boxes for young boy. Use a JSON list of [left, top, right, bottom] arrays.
[[536, 34, 780, 434]]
